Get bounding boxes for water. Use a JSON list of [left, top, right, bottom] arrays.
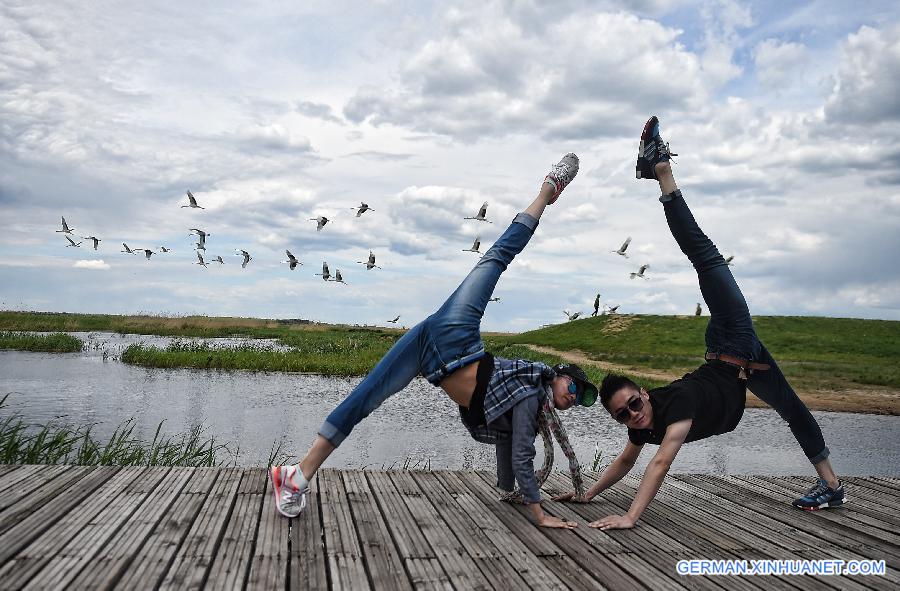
[[1, 332, 899, 476]]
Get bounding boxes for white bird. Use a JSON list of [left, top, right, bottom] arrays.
[[56, 216, 75, 234], [630, 264, 650, 279], [356, 251, 381, 270], [138, 248, 154, 260], [159, 246, 172, 253], [83, 236, 101, 250], [332, 269, 347, 284], [605, 304, 620, 314], [352, 202, 373, 217], [65, 235, 82, 248], [387, 315, 400, 323], [213, 255, 225, 264], [462, 236, 482, 254], [196, 251, 208, 267], [194, 242, 206, 251], [612, 237, 632, 258], [489, 297, 500, 303], [121, 242, 138, 254], [189, 228, 210, 241], [564, 310, 581, 321], [725, 255, 734, 265], [182, 190, 204, 209], [695, 302, 702, 316], [236, 249, 251, 268], [315, 262, 331, 281], [464, 201, 492, 223], [310, 216, 329, 231], [284, 250, 302, 270]]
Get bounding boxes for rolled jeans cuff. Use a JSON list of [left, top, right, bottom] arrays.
[[318, 421, 347, 448], [809, 445, 830, 465], [513, 212, 539, 233]]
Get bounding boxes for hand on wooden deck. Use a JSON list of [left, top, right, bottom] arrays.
[[589, 514, 635, 530]]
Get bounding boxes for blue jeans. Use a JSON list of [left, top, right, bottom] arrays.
[[662, 191, 829, 464], [319, 212, 539, 447]]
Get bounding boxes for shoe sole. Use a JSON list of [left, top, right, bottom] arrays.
[[636, 116, 659, 179], [269, 466, 305, 518], [793, 496, 847, 511]]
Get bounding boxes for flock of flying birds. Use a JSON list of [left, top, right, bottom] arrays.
[[56, 192, 733, 324]]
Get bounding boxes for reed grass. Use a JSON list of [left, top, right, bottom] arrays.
[[0, 331, 83, 352], [0, 394, 226, 466]]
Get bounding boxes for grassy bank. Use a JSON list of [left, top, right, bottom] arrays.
[[0, 331, 83, 352], [0, 394, 224, 466]]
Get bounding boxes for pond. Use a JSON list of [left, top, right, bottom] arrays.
[[1, 332, 898, 476]]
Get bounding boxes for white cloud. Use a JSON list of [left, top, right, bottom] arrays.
[[73, 259, 110, 270], [753, 38, 810, 90]]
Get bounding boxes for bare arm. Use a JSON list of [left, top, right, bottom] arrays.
[[589, 419, 692, 530], [553, 440, 643, 502]]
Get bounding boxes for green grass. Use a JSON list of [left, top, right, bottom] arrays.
[[0, 331, 83, 352], [0, 394, 226, 466]]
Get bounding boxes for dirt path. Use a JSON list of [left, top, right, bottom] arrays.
[[520, 344, 900, 415]]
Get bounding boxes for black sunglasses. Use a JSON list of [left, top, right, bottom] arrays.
[[613, 396, 644, 423]]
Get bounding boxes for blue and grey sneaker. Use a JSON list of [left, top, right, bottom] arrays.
[[792, 479, 846, 510], [636, 115, 677, 180]]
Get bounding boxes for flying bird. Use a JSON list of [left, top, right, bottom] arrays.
[[332, 269, 347, 284], [56, 217, 75, 235], [464, 201, 492, 223], [488, 297, 501, 303], [159, 246, 172, 253], [356, 251, 381, 270], [353, 202, 373, 217], [65, 235, 82, 248], [121, 243, 138, 254], [83, 236, 101, 250], [630, 264, 650, 279], [606, 304, 620, 314], [612, 237, 632, 258], [310, 216, 329, 231], [194, 242, 206, 251], [564, 310, 581, 321], [213, 255, 225, 264], [315, 262, 332, 281], [462, 236, 482, 254], [695, 303, 702, 316], [189, 228, 210, 241], [182, 190, 204, 209], [725, 255, 734, 265], [139, 249, 154, 260], [196, 252, 208, 267], [387, 315, 400, 324], [236, 249, 251, 268], [284, 250, 302, 270]]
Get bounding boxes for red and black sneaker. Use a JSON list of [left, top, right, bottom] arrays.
[[636, 116, 677, 180]]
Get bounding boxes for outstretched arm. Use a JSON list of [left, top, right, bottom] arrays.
[[589, 418, 691, 530], [553, 440, 643, 502]]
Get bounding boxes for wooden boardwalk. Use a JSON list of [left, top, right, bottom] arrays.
[[0, 465, 897, 590]]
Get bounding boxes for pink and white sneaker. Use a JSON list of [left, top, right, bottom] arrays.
[[268, 464, 308, 518], [543, 153, 580, 204]]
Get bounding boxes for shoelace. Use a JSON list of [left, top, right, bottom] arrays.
[[804, 480, 830, 498]]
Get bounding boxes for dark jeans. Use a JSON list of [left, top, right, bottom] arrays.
[[662, 191, 829, 464]]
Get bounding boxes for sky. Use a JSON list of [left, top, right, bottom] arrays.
[[1, 0, 899, 332]]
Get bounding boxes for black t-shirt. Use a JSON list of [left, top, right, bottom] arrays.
[[628, 361, 746, 446]]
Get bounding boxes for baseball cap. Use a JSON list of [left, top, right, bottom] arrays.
[[553, 363, 598, 407]]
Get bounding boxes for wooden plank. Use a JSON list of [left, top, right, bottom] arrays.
[[16, 467, 170, 590], [114, 467, 220, 590], [840, 477, 900, 504], [158, 467, 244, 590], [316, 468, 370, 590], [0, 465, 18, 481], [67, 467, 196, 590], [205, 468, 267, 590], [245, 469, 290, 590], [365, 470, 453, 590], [0, 466, 117, 564], [0, 465, 82, 529], [432, 470, 573, 590], [414, 471, 534, 590], [0, 464, 43, 496], [292, 472, 328, 591], [340, 470, 412, 590], [683, 475, 900, 591]]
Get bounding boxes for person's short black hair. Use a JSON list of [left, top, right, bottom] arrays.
[[599, 374, 641, 411]]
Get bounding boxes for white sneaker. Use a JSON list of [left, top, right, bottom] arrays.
[[269, 465, 308, 518], [543, 153, 579, 204]]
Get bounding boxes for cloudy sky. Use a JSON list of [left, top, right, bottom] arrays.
[[2, 0, 899, 332]]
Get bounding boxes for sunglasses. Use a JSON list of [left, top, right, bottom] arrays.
[[613, 396, 644, 423]]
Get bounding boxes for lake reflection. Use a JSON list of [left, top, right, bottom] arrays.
[[1, 333, 899, 476]]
